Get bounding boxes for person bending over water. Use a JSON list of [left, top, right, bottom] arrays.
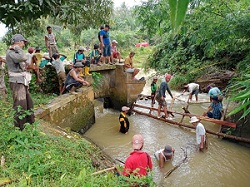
[[154, 145, 175, 168]]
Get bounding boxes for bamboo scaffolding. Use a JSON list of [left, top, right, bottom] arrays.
[[133, 104, 236, 128], [132, 108, 250, 143]]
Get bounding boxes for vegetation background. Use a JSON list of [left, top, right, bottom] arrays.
[[0, 0, 249, 186]]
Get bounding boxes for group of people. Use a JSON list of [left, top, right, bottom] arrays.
[[116, 75, 224, 180]]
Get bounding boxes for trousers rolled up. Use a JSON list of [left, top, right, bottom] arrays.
[[10, 82, 35, 130]]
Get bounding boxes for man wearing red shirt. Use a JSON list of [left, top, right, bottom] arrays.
[[122, 134, 153, 177]]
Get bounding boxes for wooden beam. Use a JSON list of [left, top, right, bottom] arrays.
[[133, 104, 236, 128], [132, 109, 250, 143]]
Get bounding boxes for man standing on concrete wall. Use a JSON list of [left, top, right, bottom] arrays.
[[100, 24, 111, 64], [6, 34, 35, 130]]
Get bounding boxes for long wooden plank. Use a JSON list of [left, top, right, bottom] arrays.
[[132, 109, 250, 143], [133, 104, 236, 128]]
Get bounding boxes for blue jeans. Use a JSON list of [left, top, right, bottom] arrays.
[[103, 44, 111, 57]]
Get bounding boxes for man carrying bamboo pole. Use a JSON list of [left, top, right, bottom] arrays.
[[190, 116, 207, 152]]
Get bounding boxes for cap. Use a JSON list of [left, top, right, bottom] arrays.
[[11, 34, 28, 43], [165, 74, 171, 79], [132, 134, 144, 150], [163, 145, 173, 157], [153, 76, 158, 80], [28, 47, 34, 53], [78, 46, 86, 51], [112, 40, 118, 44], [190, 116, 199, 123], [206, 85, 212, 91], [121, 106, 130, 111], [35, 46, 41, 52], [212, 96, 219, 101], [74, 62, 84, 68]]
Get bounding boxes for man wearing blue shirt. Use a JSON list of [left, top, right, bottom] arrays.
[[207, 83, 223, 102], [155, 74, 174, 120], [203, 96, 223, 119], [100, 24, 111, 64]]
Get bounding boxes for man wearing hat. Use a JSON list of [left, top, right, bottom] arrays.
[[111, 40, 122, 63], [64, 62, 90, 94], [100, 24, 112, 64], [190, 116, 206, 151], [203, 96, 223, 119], [118, 134, 153, 177], [154, 145, 175, 168], [150, 76, 158, 108], [155, 73, 174, 120], [73, 46, 91, 76], [6, 34, 35, 130], [182, 82, 200, 102], [119, 106, 130, 134]]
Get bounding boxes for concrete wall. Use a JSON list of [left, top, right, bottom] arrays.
[[35, 87, 95, 133], [110, 64, 146, 109], [35, 64, 145, 132]]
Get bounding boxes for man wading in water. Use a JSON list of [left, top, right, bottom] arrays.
[[119, 106, 130, 134]]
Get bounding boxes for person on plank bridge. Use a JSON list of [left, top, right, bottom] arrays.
[[181, 83, 200, 102], [190, 116, 207, 152], [155, 73, 174, 120], [203, 96, 223, 120], [150, 76, 158, 108]]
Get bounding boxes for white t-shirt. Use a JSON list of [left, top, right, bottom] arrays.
[[188, 83, 199, 92], [196, 123, 206, 144]]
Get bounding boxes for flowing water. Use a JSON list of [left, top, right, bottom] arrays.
[[85, 73, 250, 186]]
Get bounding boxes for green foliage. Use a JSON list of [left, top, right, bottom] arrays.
[[228, 70, 250, 120], [139, 0, 250, 88], [169, 0, 190, 36], [0, 98, 154, 186], [91, 72, 103, 91]]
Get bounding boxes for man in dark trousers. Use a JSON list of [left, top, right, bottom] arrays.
[[6, 34, 35, 130], [119, 106, 130, 134]]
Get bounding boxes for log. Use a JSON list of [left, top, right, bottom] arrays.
[[134, 104, 172, 114], [175, 97, 211, 104], [91, 166, 116, 175], [133, 104, 236, 128], [164, 148, 187, 178], [132, 108, 250, 143]]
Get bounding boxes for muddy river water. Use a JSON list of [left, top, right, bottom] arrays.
[[85, 88, 250, 186]]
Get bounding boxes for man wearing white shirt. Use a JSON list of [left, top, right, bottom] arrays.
[[182, 83, 200, 102], [190, 116, 207, 151]]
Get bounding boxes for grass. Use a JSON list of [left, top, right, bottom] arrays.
[[0, 88, 154, 186]]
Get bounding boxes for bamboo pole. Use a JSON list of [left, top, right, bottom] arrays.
[[133, 104, 236, 128], [132, 108, 250, 143], [91, 166, 116, 175]]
